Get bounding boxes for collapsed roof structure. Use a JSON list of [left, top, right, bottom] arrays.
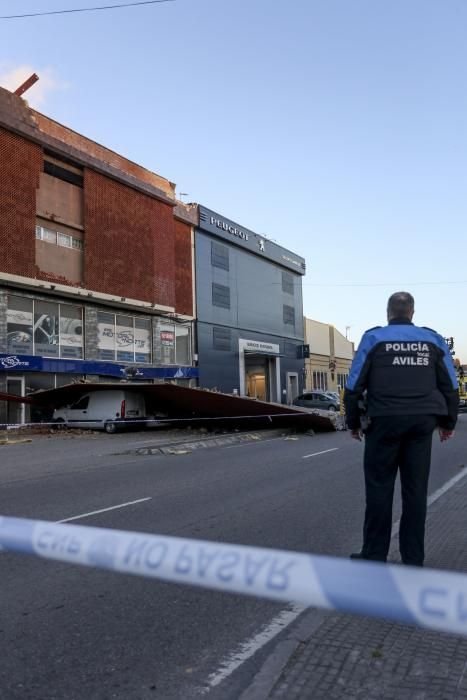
[[4, 383, 340, 432]]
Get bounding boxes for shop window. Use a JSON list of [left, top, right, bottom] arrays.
[[97, 312, 152, 363], [7, 296, 83, 359], [34, 300, 60, 357], [159, 323, 192, 365], [160, 322, 176, 364], [213, 326, 231, 351], [135, 318, 151, 363], [212, 283, 230, 309], [7, 296, 33, 355], [176, 326, 191, 365], [116, 315, 134, 362], [97, 312, 116, 361], [60, 305, 83, 359]]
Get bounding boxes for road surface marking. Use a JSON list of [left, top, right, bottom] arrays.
[[57, 497, 152, 523], [205, 604, 306, 690], [302, 448, 339, 459]]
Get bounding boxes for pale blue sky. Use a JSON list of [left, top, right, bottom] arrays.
[[1, 0, 466, 358]]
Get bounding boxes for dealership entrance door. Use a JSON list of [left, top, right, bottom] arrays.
[[239, 339, 282, 403], [245, 355, 268, 401]]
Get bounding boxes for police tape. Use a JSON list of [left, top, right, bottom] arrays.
[[0, 413, 335, 430], [1, 515, 466, 637]]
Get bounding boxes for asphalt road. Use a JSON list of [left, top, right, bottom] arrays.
[[1, 417, 466, 699]]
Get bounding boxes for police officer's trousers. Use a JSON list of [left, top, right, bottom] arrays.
[[361, 414, 437, 566]]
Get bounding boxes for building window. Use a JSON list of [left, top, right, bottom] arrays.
[[7, 296, 83, 359], [36, 225, 84, 251], [43, 153, 84, 188], [282, 271, 294, 295], [312, 371, 328, 391], [176, 326, 191, 365], [337, 373, 348, 390], [57, 232, 72, 248], [160, 322, 175, 364], [158, 322, 192, 365], [6, 296, 33, 355], [60, 304, 84, 358], [211, 241, 229, 271], [283, 304, 295, 326], [135, 318, 152, 363], [213, 326, 231, 351], [34, 301, 60, 357], [212, 283, 230, 309], [97, 312, 151, 363]]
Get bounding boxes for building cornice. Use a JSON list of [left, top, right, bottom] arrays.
[[0, 89, 175, 207]]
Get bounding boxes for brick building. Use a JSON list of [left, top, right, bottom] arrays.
[[0, 86, 197, 424]]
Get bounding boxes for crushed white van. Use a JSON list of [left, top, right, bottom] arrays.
[[52, 390, 148, 433]]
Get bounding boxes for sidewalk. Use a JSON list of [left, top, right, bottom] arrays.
[[251, 469, 467, 700]]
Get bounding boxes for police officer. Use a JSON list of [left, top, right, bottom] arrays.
[[344, 292, 459, 567]]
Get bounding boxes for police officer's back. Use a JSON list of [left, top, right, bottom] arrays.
[[344, 292, 458, 566]]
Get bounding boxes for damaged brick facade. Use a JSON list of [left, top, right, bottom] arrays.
[[0, 86, 194, 316]]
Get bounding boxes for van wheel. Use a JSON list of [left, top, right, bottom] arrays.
[[53, 418, 65, 430], [104, 421, 118, 434]]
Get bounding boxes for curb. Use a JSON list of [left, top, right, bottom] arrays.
[[129, 429, 314, 456], [238, 610, 329, 700]]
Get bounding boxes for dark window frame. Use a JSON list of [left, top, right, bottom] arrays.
[[282, 271, 294, 295], [213, 326, 232, 351], [283, 304, 295, 326], [211, 241, 230, 271], [212, 283, 231, 310]]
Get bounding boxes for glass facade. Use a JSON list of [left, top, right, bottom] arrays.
[[7, 296, 83, 359], [97, 312, 152, 363]]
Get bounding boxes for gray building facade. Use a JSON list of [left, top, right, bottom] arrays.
[[195, 207, 306, 404]]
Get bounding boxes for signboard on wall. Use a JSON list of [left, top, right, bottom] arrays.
[[240, 339, 280, 354], [0, 354, 199, 379], [198, 206, 306, 275]]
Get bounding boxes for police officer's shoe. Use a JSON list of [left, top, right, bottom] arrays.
[[401, 560, 423, 567], [350, 552, 367, 560], [350, 552, 387, 562]]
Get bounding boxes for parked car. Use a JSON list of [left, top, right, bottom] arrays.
[[293, 391, 340, 412], [52, 390, 148, 433], [458, 397, 467, 413], [324, 391, 340, 402]]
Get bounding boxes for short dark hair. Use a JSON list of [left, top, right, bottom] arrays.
[[387, 291, 414, 319]]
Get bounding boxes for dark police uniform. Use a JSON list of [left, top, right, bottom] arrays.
[[344, 317, 459, 566]]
